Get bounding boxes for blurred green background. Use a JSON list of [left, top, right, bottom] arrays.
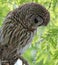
[[0, 0, 58, 65]]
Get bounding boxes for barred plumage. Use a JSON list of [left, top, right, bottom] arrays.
[[0, 3, 50, 65]]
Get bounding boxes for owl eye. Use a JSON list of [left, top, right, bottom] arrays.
[[34, 18, 38, 23]]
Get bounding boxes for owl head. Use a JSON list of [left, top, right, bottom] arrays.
[[7, 3, 50, 32], [15, 3, 50, 31]]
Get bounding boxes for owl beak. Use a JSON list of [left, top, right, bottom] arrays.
[[38, 22, 44, 26], [38, 24, 42, 26]]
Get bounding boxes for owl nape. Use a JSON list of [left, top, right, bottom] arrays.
[[0, 3, 50, 65]]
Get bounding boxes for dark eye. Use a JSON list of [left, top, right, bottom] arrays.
[[34, 18, 38, 23]]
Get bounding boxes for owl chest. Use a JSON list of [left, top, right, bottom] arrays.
[[17, 32, 34, 55]]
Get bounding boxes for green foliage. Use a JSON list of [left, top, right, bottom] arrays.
[[0, 0, 58, 65]]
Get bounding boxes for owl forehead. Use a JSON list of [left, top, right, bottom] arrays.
[[20, 3, 48, 17], [21, 3, 45, 13]]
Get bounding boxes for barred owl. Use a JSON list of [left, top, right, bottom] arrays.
[[0, 3, 50, 65]]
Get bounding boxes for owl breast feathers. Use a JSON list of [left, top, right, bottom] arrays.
[[0, 3, 50, 59]]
